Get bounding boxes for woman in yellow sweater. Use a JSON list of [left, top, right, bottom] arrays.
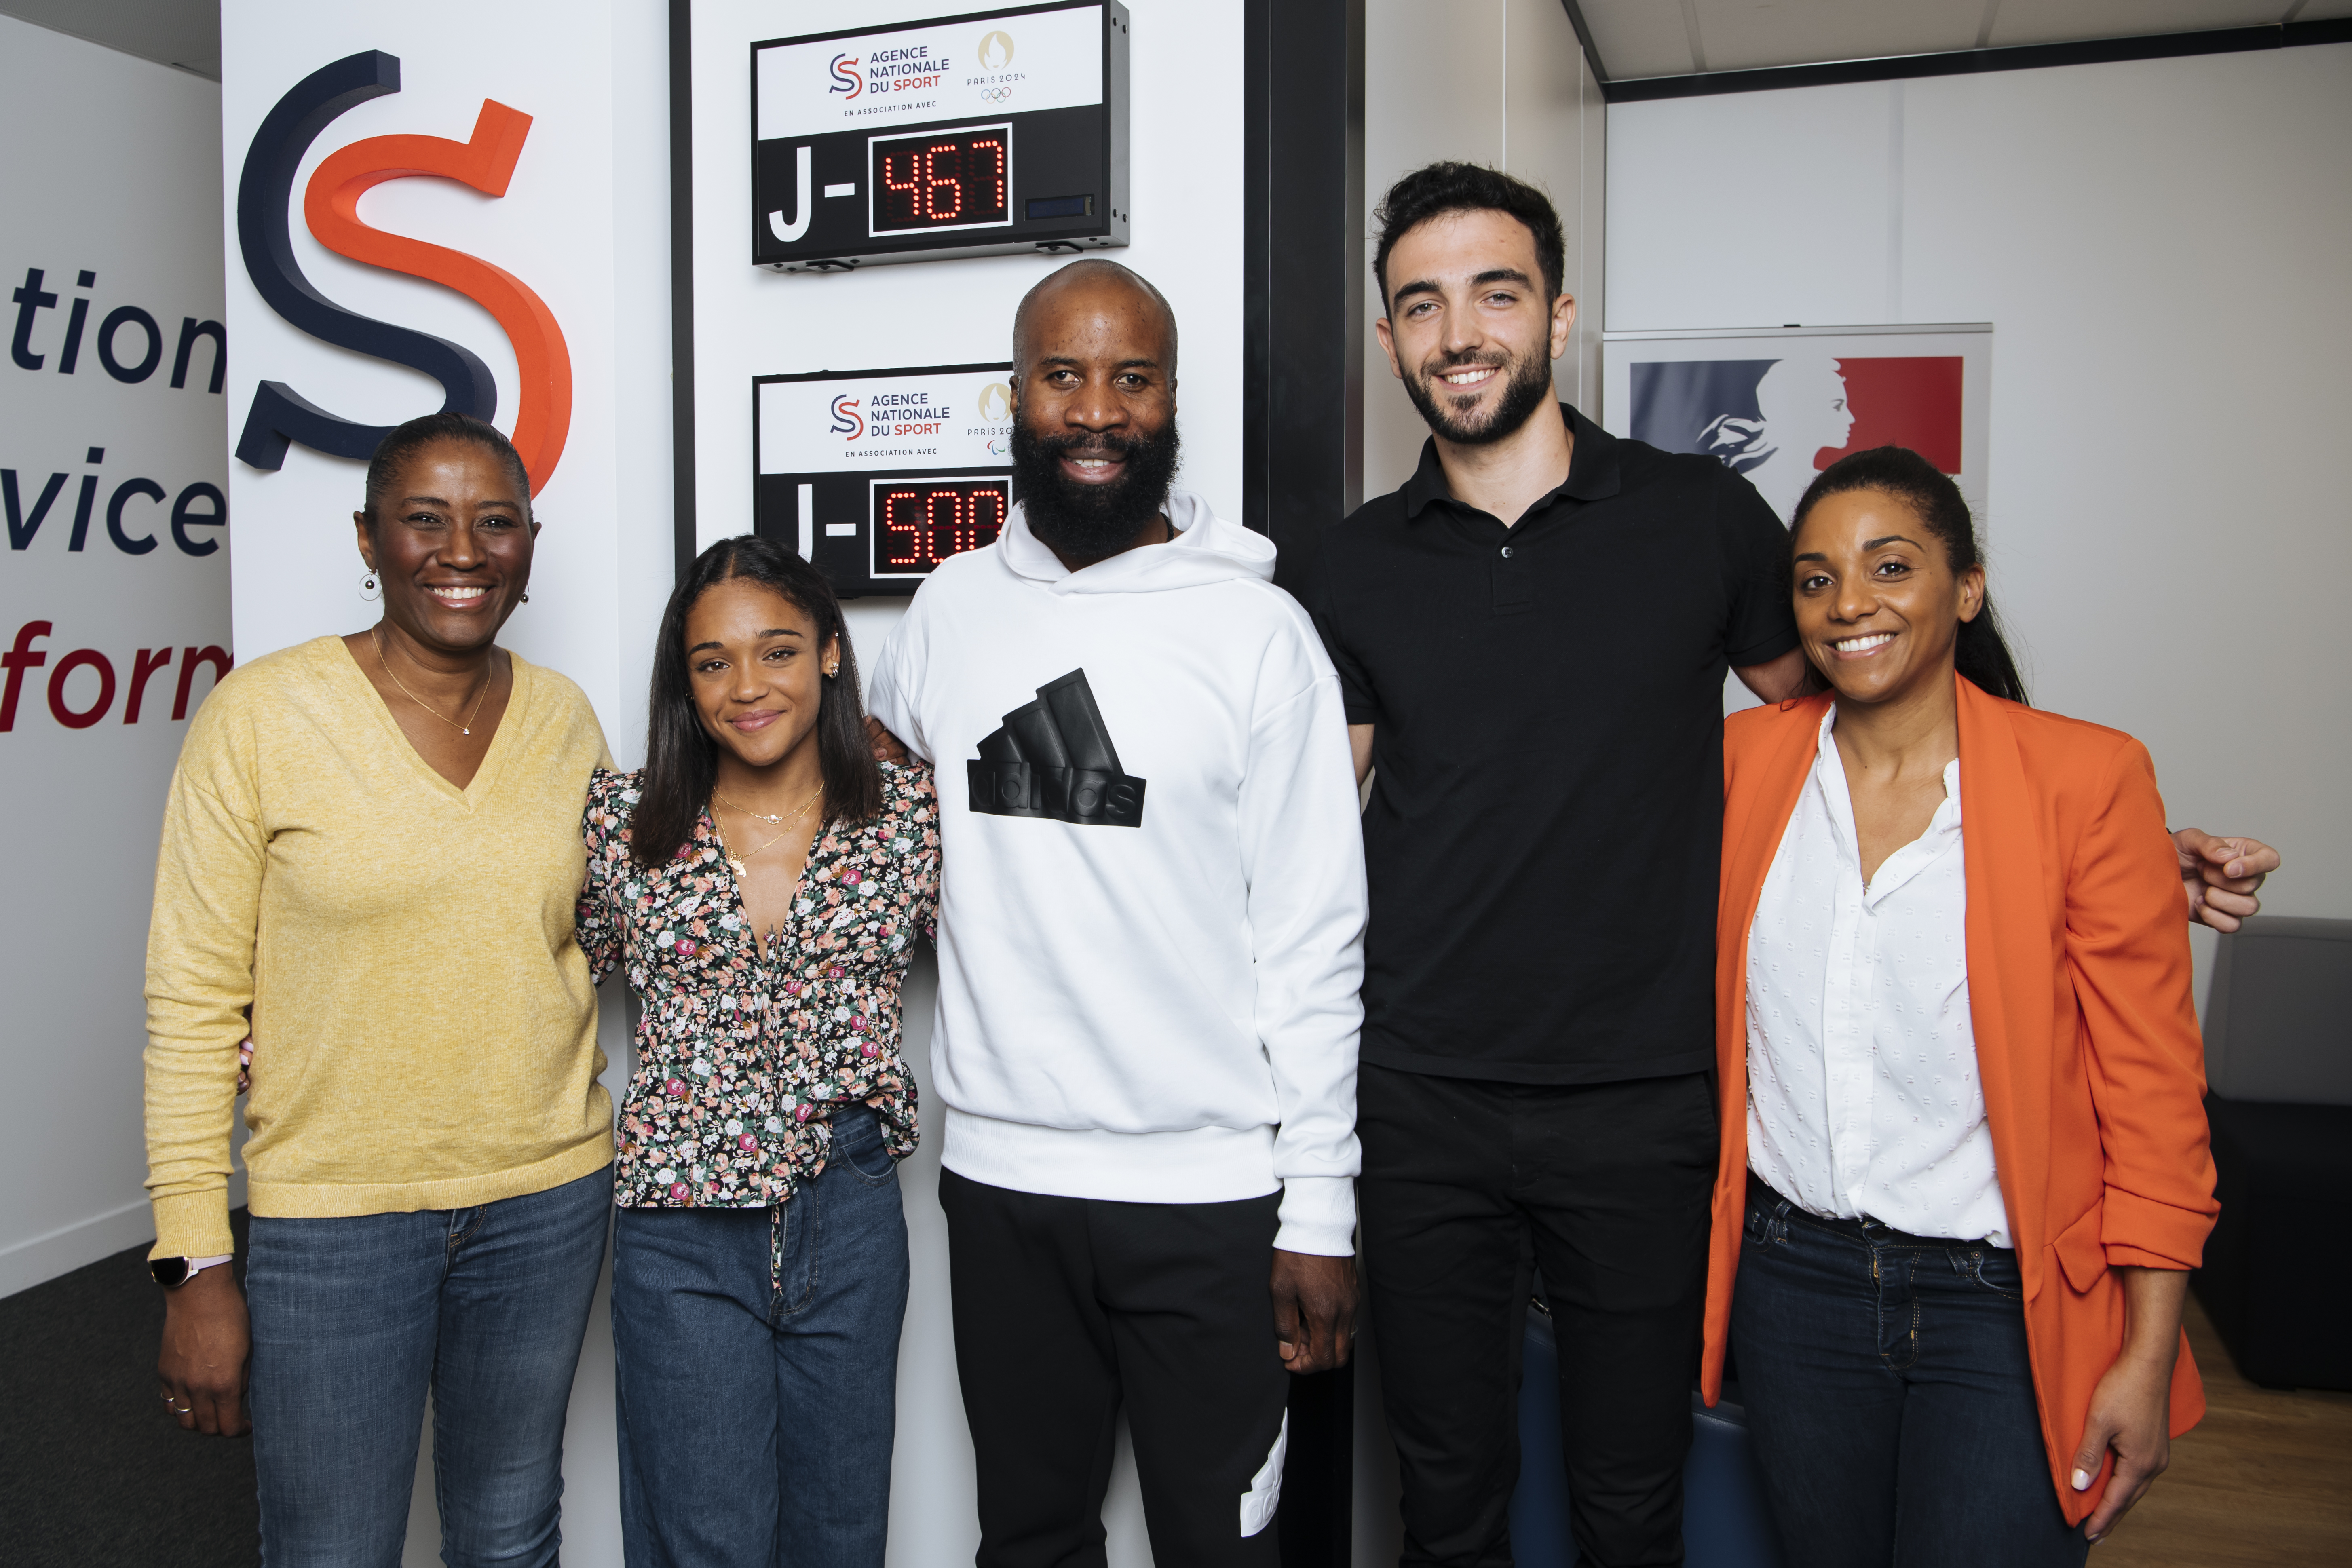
[[142, 413, 615, 1566]]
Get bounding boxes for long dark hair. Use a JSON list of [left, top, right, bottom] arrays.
[[1789, 446, 2029, 706], [631, 536, 880, 868]]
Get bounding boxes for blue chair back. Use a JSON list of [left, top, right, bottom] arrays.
[[1509, 1305, 1787, 1568]]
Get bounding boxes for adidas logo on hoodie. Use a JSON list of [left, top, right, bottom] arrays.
[[967, 669, 1148, 827]]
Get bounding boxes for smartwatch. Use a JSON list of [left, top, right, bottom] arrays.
[[151, 1254, 232, 1289]]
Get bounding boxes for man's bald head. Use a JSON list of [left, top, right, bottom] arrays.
[[1011, 259, 1179, 376]]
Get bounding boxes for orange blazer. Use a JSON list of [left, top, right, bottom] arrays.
[[1702, 678, 2219, 1526]]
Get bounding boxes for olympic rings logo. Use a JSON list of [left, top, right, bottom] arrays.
[[979, 87, 1015, 103]]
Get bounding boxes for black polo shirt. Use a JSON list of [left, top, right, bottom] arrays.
[[1296, 404, 1797, 1084]]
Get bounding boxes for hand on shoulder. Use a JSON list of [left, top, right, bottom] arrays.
[[2172, 828, 2278, 932]]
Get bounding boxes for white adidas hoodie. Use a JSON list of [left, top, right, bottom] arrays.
[[866, 490, 1366, 1255]]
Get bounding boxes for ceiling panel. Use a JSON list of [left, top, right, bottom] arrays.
[[1577, 0, 2330, 80], [1989, 1, 2293, 49], [1579, 0, 1707, 80], [1687, 0, 1983, 74], [0, 0, 218, 79]]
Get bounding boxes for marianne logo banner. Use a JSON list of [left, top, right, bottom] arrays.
[[1602, 325, 1991, 528]]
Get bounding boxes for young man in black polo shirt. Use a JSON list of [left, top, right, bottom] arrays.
[[1294, 162, 1805, 1568], [1295, 164, 2276, 1568]]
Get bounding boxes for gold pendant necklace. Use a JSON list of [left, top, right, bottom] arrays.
[[715, 783, 823, 827], [715, 784, 824, 878], [723, 825, 798, 879], [374, 627, 493, 736]]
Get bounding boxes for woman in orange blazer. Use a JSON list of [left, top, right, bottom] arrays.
[[1702, 446, 2219, 1566]]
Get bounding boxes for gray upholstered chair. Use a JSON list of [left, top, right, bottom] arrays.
[[2194, 916, 2352, 1391]]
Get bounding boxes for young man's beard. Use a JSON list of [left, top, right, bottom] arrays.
[[1011, 418, 1184, 560], [1403, 344, 1558, 446]]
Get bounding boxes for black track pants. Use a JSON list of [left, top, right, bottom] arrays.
[[940, 1170, 1292, 1568], [1358, 1064, 1718, 1568]]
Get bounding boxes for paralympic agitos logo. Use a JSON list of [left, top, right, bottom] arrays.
[[235, 51, 571, 493]]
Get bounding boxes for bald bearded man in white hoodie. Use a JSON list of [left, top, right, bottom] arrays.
[[865, 261, 1366, 1568]]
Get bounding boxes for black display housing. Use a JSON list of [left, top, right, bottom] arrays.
[[751, 2, 1129, 272], [753, 362, 1018, 599]]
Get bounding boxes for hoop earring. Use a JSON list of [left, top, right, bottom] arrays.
[[359, 570, 381, 602]]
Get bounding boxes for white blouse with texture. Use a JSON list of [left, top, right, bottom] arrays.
[[1744, 705, 2010, 1247]]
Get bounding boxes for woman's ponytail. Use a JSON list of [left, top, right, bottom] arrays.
[[1952, 593, 2027, 706]]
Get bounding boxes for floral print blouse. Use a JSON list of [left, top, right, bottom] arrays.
[[577, 762, 939, 1209]]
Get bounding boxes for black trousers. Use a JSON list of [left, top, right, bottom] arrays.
[[940, 1169, 1292, 1568], [1358, 1064, 1718, 1568]]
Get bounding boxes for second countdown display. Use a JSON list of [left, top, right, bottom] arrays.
[[755, 363, 1016, 597]]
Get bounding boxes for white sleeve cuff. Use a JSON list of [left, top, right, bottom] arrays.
[[1273, 1175, 1356, 1256]]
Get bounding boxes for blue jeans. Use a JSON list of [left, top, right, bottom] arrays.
[[1730, 1185, 2089, 1568], [247, 1164, 614, 1568], [612, 1106, 910, 1568]]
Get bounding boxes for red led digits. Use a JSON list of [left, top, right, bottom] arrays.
[[880, 488, 925, 569], [870, 128, 1011, 232], [880, 152, 921, 213], [962, 484, 1006, 553], [874, 481, 1009, 574], [925, 485, 964, 554], [922, 144, 963, 221], [971, 137, 1006, 214]]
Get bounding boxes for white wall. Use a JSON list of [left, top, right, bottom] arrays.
[[1363, 0, 1603, 502], [0, 17, 234, 1297], [1608, 44, 2352, 978]]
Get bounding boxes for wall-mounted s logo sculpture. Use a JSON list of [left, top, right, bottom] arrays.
[[236, 51, 571, 494]]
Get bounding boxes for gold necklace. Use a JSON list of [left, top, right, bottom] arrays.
[[721, 823, 800, 878], [715, 784, 823, 827], [374, 627, 493, 737], [714, 785, 824, 878]]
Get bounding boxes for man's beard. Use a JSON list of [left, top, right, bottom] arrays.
[[1402, 345, 1557, 445], [1011, 417, 1183, 559]]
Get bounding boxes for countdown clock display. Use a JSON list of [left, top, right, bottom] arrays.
[[752, 1, 1129, 270], [755, 363, 1018, 597]]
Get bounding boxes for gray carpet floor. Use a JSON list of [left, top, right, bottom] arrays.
[[0, 1211, 258, 1567]]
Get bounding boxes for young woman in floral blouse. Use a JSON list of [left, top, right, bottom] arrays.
[[577, 536, 937, 1568]]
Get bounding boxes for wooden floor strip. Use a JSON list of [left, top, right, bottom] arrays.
[[2096, 1293, 2352, 1566]]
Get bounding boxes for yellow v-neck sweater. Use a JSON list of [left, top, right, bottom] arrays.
[[144, 637, 616, 1259]]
